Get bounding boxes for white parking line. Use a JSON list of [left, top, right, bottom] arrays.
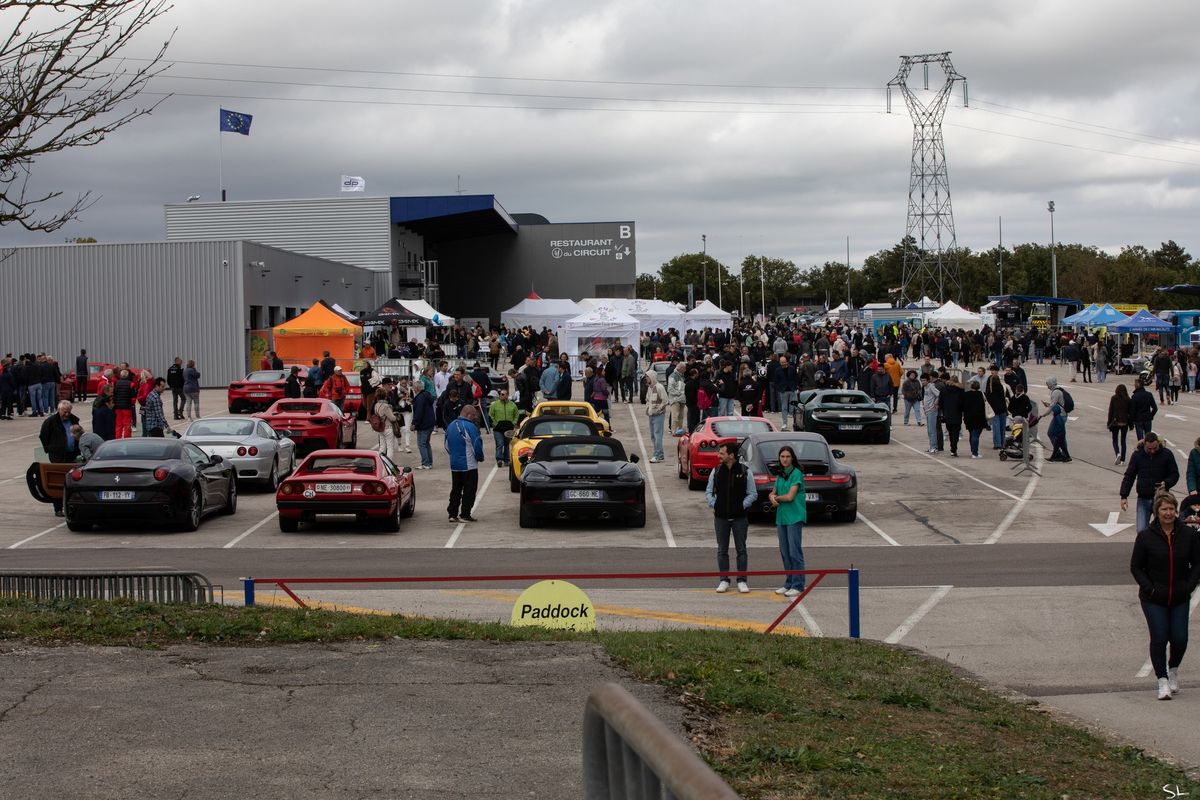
[[0, 472, 26, 485], [1137, 591, 1200, 678], [985, 442, 1043, 545], [856, 510, 900, 546], [223, 511, 279, 549], [793, 602, 823, 637], [1161, 438, 1189, 464], [885, 585, 953, 644], [7, 522, 66, 549], [894, 440, 1022, 501], [627, 404, 675, 547], [445, 463, 499, 548], [0, 432, 39, 445]]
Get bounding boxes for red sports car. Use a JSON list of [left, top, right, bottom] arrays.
[[254, 399, 357, 453], [344, 373, 364, 415], [276, 449, 415, 532], [65, 362, 150, 396], [228, 370, 297, 413], [678, 416, 777, 490]]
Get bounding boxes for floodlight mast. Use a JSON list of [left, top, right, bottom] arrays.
[[887, 52, 967, 305]]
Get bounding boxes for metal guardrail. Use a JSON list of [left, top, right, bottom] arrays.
[[583, 683, 739, 799], [0, 570, 218, 604]]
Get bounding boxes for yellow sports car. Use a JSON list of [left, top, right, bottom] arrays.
[[527, 401, 613, 435], [508, 414, 605, 492]]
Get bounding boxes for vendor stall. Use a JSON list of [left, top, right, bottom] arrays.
[[685, 299, 733, 331], [500, 296, 583, 331], [559, 305, 640, 373], [924, 300, 984, 330], [273, 300, 362, 370], [578, 298, 685, 332]]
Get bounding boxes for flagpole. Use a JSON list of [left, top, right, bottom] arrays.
[[218, 107, 225, 202]]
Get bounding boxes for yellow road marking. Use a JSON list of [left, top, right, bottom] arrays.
[[241, 593, 404, 616]]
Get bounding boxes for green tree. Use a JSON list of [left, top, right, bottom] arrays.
[[634, 273, 661, 299], [657, 252, 730, 308], [739, 255, 800, 314]]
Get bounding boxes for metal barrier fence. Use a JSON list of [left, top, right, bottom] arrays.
[[0, 570, 217, 604], [583, 683, 738, 800], [241, 568, 860, 638]]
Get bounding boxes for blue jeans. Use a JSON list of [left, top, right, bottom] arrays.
[[968, 428, 982, 456], [925, 410, 939, 450], [991, 413, 1007, 449], [717, 397, 736, 417], [1135, 420, 1152, 441], [648, 412, 665, 460], [714, 516, 749, 583], [417, 428, 433, 467], [1136, 497, 1154, 534], [28, 383, 43, 415], [1097, 365, 1107, 383], [493, 430, 507, 464], [777, 391, 796, 429], [1142, 599, 1190, 679], [776, 522, 806, 590], [1034, 347, 1044, 364], [903, 398, 919, 424], [41, 381, 57, 413]]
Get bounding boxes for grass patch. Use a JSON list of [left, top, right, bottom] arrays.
[[2, 597, 1195, 799]]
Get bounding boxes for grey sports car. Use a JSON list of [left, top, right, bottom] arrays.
[[182, 416, 296, 489]]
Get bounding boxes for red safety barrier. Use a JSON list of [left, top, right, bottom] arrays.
[[242, 568, 861, 637]]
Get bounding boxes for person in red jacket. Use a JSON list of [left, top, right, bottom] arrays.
[[319, 365, 351, 411]]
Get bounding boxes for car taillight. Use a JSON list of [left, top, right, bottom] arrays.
[[69, 468, 83, 481], [237, 446, 247, 456], [698, 439, 718, 450], [280, 482, 296, 495], [831, 473, 852, 484], [518, 447, 533, 459], [249, 446, 259, 456], [362, 481, 385, 495], [230, 384, 243, 390], [754, 475, 772, 484], [153, 468, 169, 481]]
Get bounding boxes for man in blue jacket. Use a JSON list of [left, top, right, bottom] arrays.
[[445, 404, 485, 523], [410, 381, 436, 469]]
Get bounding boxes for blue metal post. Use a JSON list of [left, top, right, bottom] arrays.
[[847, 569, 860, 639], [242, 577, 255, 607]]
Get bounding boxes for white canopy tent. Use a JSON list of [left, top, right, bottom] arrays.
[[826, 302, 849, 317], [399, 299, 454, 327], [500, 297, 582, 331], [685, 299, 733, 331], [559, 305, 640, 371], [578, 297, 685, 331], [925, 300, 983, 330]]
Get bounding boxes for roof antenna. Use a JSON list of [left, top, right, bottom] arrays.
[[455, 174, 465, 195]]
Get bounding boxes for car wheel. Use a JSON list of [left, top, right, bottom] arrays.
[[278, 515, 299, 532], [509, 471, 520, 493], [687, 474, 705, 490], [677, 460, 686, 480], [400, 485, 416, 518], [833, 507, 857, 523], [626, 508, 646, 528], [877, 431, 891, 445], [180, 485, 202, 531], [221, 476, 238, 515], [229, 401, 241, 414], [382, 500, 401, 532], [266, 458, 280, 490], [66, 519, 90, 533], [519, 504, 539, 528]]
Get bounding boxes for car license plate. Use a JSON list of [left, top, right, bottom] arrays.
[[838, 424, 863, 430], [316, 483, 351, 493], [100, 491, 136, 501], [564, 489, 602, 500], [250, 392, 271, 398], [805, 492, 820, 502]]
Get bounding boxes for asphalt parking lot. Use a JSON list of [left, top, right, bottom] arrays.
[[6, 362, 1200, 767]]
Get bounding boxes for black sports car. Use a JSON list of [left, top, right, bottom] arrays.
[[792, 389, 891, 443], [738, 432, 857, 523], [64, 438, 238, 532], [518, 435, 645, 528]]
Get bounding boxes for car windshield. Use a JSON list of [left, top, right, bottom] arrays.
[[273, 402, 324, 414], [711, 420, 773, 438], [187, 420, 256, 437], [346, 374, 361, 387], [302, 456, 377, 474], [246, 371, 285, 382], [540, 405, 591, 417], [526, 419, 594, 437], [92, 440, 177, 461], [755, 441, 829, 465], [820, 393, 871, 405], [546, 443, 620, 460]]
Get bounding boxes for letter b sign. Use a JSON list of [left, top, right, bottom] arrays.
[[619, 225, 631, 240]]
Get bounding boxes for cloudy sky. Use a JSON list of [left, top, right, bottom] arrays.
[[8, 0, 1200, 280]]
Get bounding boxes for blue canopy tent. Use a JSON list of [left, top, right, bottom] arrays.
[[1107, 309, 1174, 333], [1060, 303, 1100, 325], [1086, 304, 1129, 327]]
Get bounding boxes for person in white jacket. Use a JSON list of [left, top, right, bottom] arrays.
[[644, 374, 668, 462], [666, 362, 687, 436]]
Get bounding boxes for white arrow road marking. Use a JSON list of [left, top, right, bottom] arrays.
[[1089, 511, 1133, 537], [885, 585, 953, 644], [1068, 416, 1079, 422]]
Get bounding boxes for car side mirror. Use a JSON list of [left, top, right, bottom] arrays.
[[630, 453, 640, 464], [402, 465, 412, 474], [831, 449, 846, 459], [210, 454, 224, 464]]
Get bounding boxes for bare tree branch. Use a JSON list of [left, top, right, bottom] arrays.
[[0, 0, 174, 232]]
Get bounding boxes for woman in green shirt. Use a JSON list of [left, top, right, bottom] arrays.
[[769, 445, 807, 597]]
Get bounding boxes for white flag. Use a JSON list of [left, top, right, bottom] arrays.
[[341, 175, 365, 192]]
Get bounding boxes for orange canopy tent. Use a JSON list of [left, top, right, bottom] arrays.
[[272, 300, 362, 370]]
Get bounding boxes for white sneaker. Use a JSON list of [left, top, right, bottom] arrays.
[[649, 456, 663, 463], [774, 587, 787, 595], [1158, 677, 1173, 700], [737, 581, 750, 594], [1169, 668, 1180, 694], [784, 588, 801, 597], [716, 580, 730, 593]]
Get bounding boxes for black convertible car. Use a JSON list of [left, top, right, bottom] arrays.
[[63, 438, 238, 532], [738, 432, 857, 523], [518, 435, 645, 528], [792, 389, 891, 443]]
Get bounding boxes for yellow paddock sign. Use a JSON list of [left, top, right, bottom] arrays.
[[511, 580, 596, 632]]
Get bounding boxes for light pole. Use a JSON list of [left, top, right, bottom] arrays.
[[846, 236, 851, 308], [1048, 201, 1057, 298], [701, 234, 707, 301], [998, 215, 1004, 295], [716, 250, 723, 311], [759, 256, 766, 318], [738, 270, 744, 318]]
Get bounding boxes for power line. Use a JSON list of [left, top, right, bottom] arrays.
[[947, 122, 1200, 168], [972, 97, 1200, 150]]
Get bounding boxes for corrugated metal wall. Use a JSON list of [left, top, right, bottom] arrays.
[[0, 241, 246, 387], [241, 241, 387, 318], [164, 196, 393, 271]]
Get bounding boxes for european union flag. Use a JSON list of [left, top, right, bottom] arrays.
[[219, 108, 252, 135]]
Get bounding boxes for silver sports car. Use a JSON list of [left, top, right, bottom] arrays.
[[182, 416, 296, 489]]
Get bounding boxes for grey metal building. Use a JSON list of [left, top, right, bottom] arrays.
[[165, 194, 636, 324], [0, 240, 386, 387]]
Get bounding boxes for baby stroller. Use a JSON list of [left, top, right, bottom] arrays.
[[998, 412, 1037, 461]]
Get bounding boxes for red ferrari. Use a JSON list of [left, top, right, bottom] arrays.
[[65, 362, 151, 396], [254, 399, 357, 453], [276, 449, 415, 532], [678, 416, 777, 490], [343, 373, 364, 415], [228, 370, 297, 413]]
